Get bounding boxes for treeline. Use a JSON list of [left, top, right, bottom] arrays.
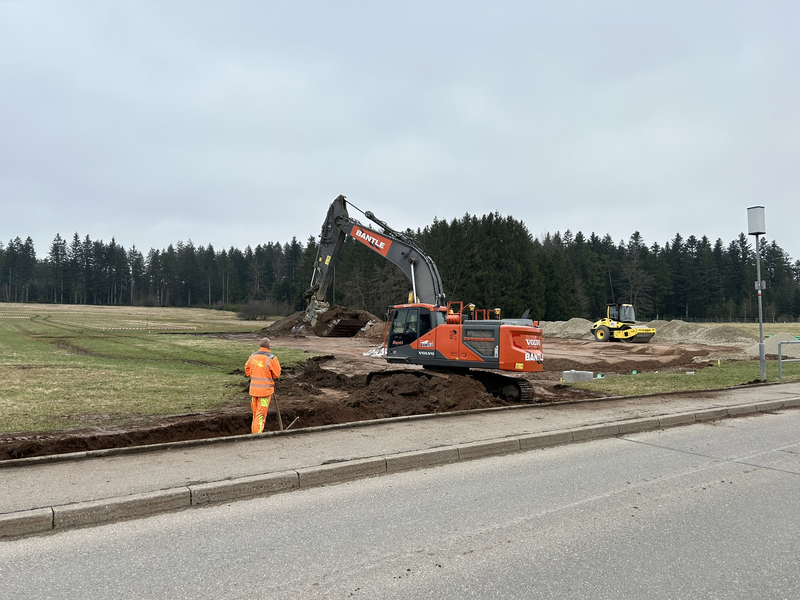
[[0, 233, 318, 314], [2, 213, 800, 321]]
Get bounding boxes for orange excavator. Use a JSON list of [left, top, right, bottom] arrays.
[[303, 195, 543, 400]]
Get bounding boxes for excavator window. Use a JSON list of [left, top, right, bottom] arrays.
[[389, 308, 419, 346], [419, 312, 431, 337]]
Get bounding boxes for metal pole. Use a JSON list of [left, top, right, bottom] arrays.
[[410, 260, 418, 303], [755, 233, 766, 381]]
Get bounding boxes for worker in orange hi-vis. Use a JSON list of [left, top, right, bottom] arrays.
[[244, 337, 282, 434]]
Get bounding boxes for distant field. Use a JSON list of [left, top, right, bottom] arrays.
[[0, 303, 308, 433], [706, 322, 800, 338], [0, 303, 261, 333], [569, 358, 800, 396]]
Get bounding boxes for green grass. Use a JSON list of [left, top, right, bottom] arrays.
[[0, 303, 308, 434], [567, 358, 800, 397]]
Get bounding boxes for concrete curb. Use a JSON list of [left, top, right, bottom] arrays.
[[1, 400, 798, 539], [0, 508, 53, 538], [190, 471, 300, 506], [53, 489, 191, 531]]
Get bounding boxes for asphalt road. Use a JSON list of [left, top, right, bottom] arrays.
[[2, 410, 799, 600]]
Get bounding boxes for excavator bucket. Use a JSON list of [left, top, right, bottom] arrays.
[[311, 306, 373, 337]]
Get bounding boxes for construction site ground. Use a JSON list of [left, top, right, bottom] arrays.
[[0, 311, 756, 460]]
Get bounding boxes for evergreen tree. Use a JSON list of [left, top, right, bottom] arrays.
[[48, 233, 68, 303]]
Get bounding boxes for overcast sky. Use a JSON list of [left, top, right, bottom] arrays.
[[1, 1, 798, 263]]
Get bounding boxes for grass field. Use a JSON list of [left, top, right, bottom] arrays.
[[568, 356, 800, 396], [0, 303, 309, 434], [706, 321, 800, 338]]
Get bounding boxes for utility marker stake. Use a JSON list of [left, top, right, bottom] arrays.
[[273, 393, 284, 431]]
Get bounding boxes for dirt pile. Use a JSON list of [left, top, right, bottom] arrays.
[[652, 320, 757, 346], [357, 318, 387, 340], [695, 325, 759, 346], [745, 333, 800, 358], [540, 318, 593, 339], [651, 320, 706, 344], [274, 357, 508, 425], [646, 319, 670, 329], [262, 311, 306, 336]]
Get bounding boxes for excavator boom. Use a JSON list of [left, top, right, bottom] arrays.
[[304, 195, 446, 332]]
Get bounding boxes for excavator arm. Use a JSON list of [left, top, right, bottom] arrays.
[[304, 195, 446, 327]]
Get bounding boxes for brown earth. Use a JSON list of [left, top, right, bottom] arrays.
[[0, 314, 749, 460]]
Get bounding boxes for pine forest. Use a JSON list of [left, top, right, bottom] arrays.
[[2, 212, 799, 322]]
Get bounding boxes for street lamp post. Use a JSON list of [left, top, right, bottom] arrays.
[[747, 206, 766, 382]]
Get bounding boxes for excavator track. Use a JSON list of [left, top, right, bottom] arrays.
[[467, 370, 536, 403], [366, 368, 536, 403]]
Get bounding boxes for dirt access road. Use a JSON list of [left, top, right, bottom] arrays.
[[0, 322, 745, 460]]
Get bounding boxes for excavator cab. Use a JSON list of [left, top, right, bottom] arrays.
[[387, 305, 439, 347]]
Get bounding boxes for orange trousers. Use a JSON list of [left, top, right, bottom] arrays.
[[250, 395, 272, 434]]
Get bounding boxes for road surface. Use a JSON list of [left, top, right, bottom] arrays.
[[1, 410, 799, 599]]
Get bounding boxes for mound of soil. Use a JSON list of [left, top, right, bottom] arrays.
[[262, 310, 307, 336], [541, 318, 593, 340], [745, 332, 800, 358], [357, 318, 387, 340], [651, 320, 758, 346], [696, 325, 758, 346]]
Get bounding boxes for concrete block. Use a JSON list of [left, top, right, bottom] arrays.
[[727, 404, 759, 417], [694, 408, 729, 421], [297, 457, 386, 488], [456, 438, 520, 461], [0, 508, 53, 539], [190, 471, 299, 506], [561, 370, 594, 383], [518, 431, 574, 451], [617, 417, 660, 435], [756, 400, 785, 413], [385, 447, 459, 473], [54, 488, 191, 530], [782, 397, 800, 408], [658, 413, 696, 427], [571, 423, 620, 441]]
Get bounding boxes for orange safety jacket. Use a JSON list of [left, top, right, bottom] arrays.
[[244, 348, 281, 397]]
